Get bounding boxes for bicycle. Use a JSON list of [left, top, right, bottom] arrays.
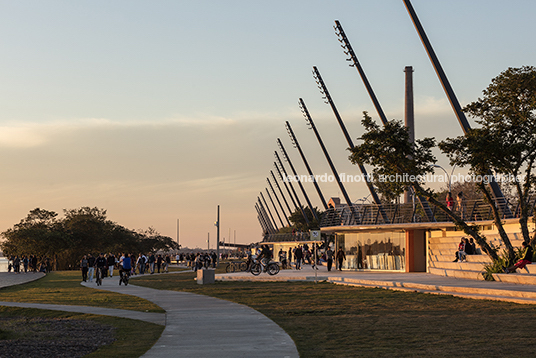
[[119, 269, 130, 286], [250, 259, 280, 276], [225, 260, 248, 273]]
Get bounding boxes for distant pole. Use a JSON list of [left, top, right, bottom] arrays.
[[176, 219, 179, 246], [207, 232, 210, 250], [404, 66, 415, 205], [216, 205, 220, 267]]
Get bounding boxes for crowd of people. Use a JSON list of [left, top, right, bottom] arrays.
[[5, 255, 52, 274], [274, 243, 346, 272], [80, 252, 174, 283]]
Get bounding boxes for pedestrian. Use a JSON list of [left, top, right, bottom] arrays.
[[294, 246, 303, 270], [164, 254, 171, 273], [87, 254, 95, 282], [326, 247, 334, 272], [107, 253, 116, 277], [137, 253, 146, 274], [446, 192, 454, 211], [456, 191, 466, 219], [148, 253, 156, 274], [336, 247, 346, 271], [156, 254, 163, 273], [80, 255, 88, 282]]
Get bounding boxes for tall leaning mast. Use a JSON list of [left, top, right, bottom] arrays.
[[334, 19, 435, 222]]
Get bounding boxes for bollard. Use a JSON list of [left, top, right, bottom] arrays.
[[197, 268, 215, 285]]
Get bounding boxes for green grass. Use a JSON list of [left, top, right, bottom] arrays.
[[131, 271, 536, 358], [0, 271, 165, 357], [0, 306, 163, 358], [0, 271, 163, 313]]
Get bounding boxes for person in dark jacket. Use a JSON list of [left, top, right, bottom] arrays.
[[336, 247, 346, 271]]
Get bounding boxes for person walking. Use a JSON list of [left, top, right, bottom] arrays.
[[80, 255, 89, 282], [148, 253, 156, 274], [326, 247, 334, 272], [87, 254, 95, 282], [107, 253, 116, 277], [336, 247, 346, 271], [294, 246, 303, 270]]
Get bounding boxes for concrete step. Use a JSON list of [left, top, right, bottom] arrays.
[[429, 236, 466, 244], [492, 273, 536, 285], [428, 267, 485, 281], [330, 277, 536, 305], [429, 254, 491, 264], [429, 261, 485, 271]]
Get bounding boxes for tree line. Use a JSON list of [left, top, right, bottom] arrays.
[[0, 207, 179, 270]]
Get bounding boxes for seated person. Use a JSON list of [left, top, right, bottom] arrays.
[[505, 242, 533, 273]]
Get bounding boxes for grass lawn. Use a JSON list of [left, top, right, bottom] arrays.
[[132, 270, 536, 358], [0, 271, 165, 357], [0, 271, 163, 312], [0, 306, 163, 358]]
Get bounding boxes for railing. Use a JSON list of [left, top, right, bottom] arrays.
[[262, 232, 313, 243], [319, 197, 536, 228]]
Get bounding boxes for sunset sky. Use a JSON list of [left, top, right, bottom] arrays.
[[0, 1, 534, 249]]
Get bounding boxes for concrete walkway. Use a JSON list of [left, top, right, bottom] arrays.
[[80, 276, 299, 358], [0, 271, 45, 288], [217, 264, 536, 304]]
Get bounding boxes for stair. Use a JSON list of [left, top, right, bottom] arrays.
[[330, 276, 536, 305]]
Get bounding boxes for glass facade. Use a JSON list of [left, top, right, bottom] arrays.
[[336, 231, 405, 271]]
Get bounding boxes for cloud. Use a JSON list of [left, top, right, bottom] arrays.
[[0, 115, 243, 148]]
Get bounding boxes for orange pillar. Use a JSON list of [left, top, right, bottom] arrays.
[[406, 230, 415, 272]]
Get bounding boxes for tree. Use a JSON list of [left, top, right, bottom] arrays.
[[1, 207, 178, 270], [439, 66, 536, 264], [349, 112, 499, 261], [288, 206, 322, 232]]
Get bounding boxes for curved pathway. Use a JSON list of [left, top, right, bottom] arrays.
[[81, 277, 298, 358], [0, 272, 299, 358]]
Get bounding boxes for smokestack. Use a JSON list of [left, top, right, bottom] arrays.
[[404, 66, 415, 204]]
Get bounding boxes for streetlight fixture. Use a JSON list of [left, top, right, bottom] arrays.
[[433, 164, 457, 193]]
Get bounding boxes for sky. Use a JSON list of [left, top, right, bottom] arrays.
[[0, 0, 534, 249]]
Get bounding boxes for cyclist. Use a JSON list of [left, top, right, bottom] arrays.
[[257, 245, 273, 271], [119, 253, 132, 285]]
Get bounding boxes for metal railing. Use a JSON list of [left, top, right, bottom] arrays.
[[319, 197, 536, 228], [263, 232, 323, 243]]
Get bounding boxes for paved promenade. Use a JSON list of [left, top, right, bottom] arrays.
[[218, 265, 536, 304], [0, 271, 45, 288]]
